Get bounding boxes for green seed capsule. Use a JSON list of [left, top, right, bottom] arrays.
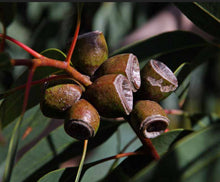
[[94, 53, 141, 92], [136, 59, 178, 102], [129, 100, 169, 138], [72, 31, 108, 76], [64, 99, 100, 140], [85, 74, 133, 118], [40, 78, 82, 119]]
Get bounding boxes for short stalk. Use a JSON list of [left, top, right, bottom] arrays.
[[126, 117, 160, 160]]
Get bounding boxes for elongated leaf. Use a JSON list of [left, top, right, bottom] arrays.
[[38, 129, 191, 182], [0, 48, 66, 128], [175, 45, 220, 106], [112, 31, 208, 68], [0, 105, 51, 167], [131, 123, 220, 182], [81, 123, 141, 182], [175, 2, 220, 39], [93, 2, 133, 49], [102, 129, 192, 181], [189, 113, 220, 131], [10, 120, 120, 182]]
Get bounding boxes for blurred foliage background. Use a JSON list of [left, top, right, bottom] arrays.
[[1, 2, 220, 182]]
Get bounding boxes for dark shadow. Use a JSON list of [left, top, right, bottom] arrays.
[[23, 121, 120, 182]]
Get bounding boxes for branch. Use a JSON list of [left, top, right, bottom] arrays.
[[65, 3, 83, 65], [11, 58, 92, 87], [0, 34, 44, 59]]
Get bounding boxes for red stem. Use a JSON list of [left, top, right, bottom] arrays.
[[21, 65, 36, 115], [126, 118, 160, 160], [89, 151, 145, 167], [1, 74, 70, 99], [164, 109, 184, 115], [65, 6, 81, 64], [11, 58, 92, 86], [139, 137, 160, 160], [0, 34, 44, 59]]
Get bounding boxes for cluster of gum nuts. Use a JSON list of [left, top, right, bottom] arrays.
[[40, 31, 178, 141]]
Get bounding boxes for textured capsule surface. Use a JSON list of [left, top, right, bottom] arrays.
[[137, 59, 178, 101], [64, 99, 100, 140], [72, 31, 108, 76], [85, 74, 133, 118], [129, 100, 169, 138], [94, 53, 141, 92], [40, 83, 82, 119]]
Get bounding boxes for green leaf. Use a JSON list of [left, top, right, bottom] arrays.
[[0, 105, 51, 181], [38, 167, 78, 182], [175, 2, 220, 39], [40, 129, 191, 182], [0, 105, 50, 167], [132, 124, 220, 182], [80, 123, 141, 182], [112, 31, 208, 69], [2, 114, 22, 182], [0, 52, 12, 71], [93, 2, 133, 49], [0, 3, 16, 27], [175, 45, 220, 107], [101, 129, 192, 181], [0, 48, 66, 128], [188, 113, 220, 131], [10, 120, 120, 182], [174, 62, 189, 77]]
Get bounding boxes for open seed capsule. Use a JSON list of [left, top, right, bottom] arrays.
[[72, 31, 108, 76], [129, 100, 169, 138], [40, 78, 82, 119], [85, 74, 133, 118], [64, 99, 100, 140], [94, 53, 141, 92], [136, 59, 178, 102]]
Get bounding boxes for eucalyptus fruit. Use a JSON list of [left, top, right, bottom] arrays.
[[64, 99, 100, 140], [128, 100, 169, 138], [85, 74, 133, 118], [72, 31, 108, 76], [94, 53, 141, 92], [40, 78, 82, 119], [136, 59, 178, 102]]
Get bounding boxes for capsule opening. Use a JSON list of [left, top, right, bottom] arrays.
[[64, 120, 94, 140], [130, 54, 141, 91], [114, 74, 133, 115], [151, 60, 178, 86], [141, 115, 169, 138]]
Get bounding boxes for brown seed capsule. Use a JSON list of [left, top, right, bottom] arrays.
[[72, 31, 108, 76], [64, 99, 100, 140], [136, 59, 178, 102], [129, 100, 169, 138], [85, 74, 133, 118], [94, 53, 141, 92], [40, 78, 82, 119]]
